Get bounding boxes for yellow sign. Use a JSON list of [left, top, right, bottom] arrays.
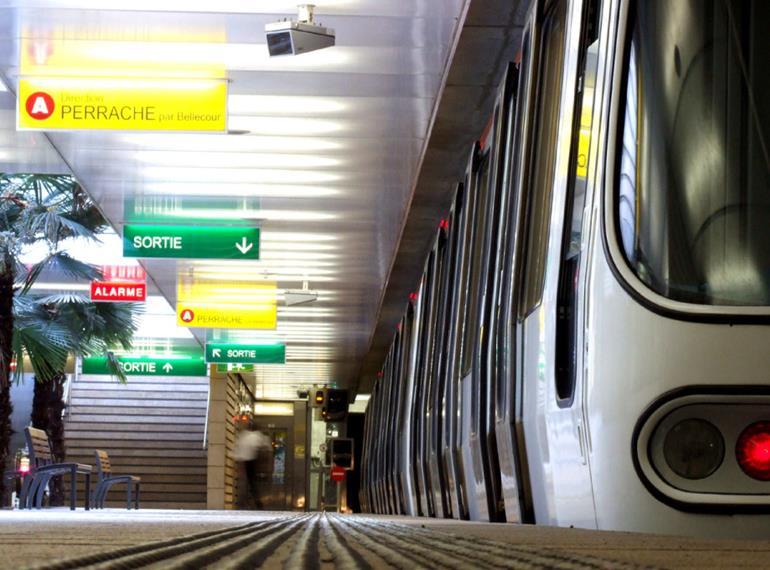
[[21, 37, 226, 80], [18, 77, 227, 132], [176, 304, 277, 329], [176, 281, 277, 330]]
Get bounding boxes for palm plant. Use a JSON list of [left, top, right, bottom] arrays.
[[0, 173, 112, 501], [21, 294, 138, 504]]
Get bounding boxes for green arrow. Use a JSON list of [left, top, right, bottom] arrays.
[[205, 343, 285, 364], [123, 224, 260, 260]]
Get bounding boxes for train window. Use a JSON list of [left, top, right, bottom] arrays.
[[520, 0, 568, 317], [617, 0, 770, 306], [521, 0, 567, 317], [445, 183, 465, 452], [555, 1, 600, 404], [430, 232, 449, 426], [398, 305, 415, 437], [461, 152, 491, 379], [496, 32, 531, 413]]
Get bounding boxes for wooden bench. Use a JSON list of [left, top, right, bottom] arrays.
[[22, 427, 92, 510], [94, 450, 141, 509]]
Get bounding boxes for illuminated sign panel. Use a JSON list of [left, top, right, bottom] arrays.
[[82, 353, 207, 377], [216, 364, 255, 373], [90, 281, 146, 302], [18, 77, 227, 132], [101, 265, 146, 282], [176, 281, 277, 330], [123, 224, 260, 260], [124, 196, 262, 224], [205, 343, 286, 364]]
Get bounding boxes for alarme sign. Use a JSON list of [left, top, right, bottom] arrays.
[[90, 281, 146, 302]]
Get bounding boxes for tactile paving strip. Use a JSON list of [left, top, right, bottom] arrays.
[[26, 514, 657, 569]]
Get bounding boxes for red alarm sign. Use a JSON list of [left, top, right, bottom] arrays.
[[90, 281, 146, 302], [101, 265, 146, 282], [330, 465, 346, 482]]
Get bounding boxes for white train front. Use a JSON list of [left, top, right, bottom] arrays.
[[360, 0, 770, 539]]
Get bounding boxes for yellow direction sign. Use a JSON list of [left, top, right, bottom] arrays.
[[18, 77, 227, 132], [176, 281, 277, 330]]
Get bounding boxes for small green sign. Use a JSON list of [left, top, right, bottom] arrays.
[[124, 195, 262, 224], [205, 343, 286, 364], [216, 364, 255, 373], [82, 354, 207, 377], [123, 224, 260, 260]]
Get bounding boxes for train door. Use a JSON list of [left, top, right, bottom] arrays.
[[417, 254, 436, 516], [459, 142, 495, 522], [427, 229, 450, 518], [360, 387, 371, 512], [377, 352, 393, 514], [386, 331, 402, 514], [455, 147, 479, 520], [476, 63, 521, 524], [368, 384, 380, 513], [494, 31, 535, 524], [398, 304, 419, 516], [380, 348, 394, 514], [410, 274, 431, 516], [519, 0, 599, 528], [441, 183, 469, 520]]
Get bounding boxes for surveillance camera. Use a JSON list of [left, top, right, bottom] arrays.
[[266, 4, 335, 57], [266, 20, 335, 56]]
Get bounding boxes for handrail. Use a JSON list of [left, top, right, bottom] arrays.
[[63, 357, 79, 419], [202, 379, 211, 450]]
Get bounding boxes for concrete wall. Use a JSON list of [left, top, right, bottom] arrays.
[[206, 372, 237, 509]]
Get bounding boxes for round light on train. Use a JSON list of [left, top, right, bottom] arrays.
[[662, 418, 724, 479], [736, 421, 770, 481]]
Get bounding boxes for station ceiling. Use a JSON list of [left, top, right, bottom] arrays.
[[0, 0, 523, 398]]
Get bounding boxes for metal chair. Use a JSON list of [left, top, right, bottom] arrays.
[[93, 450, 141, 509], [22, 427, 92, 510]]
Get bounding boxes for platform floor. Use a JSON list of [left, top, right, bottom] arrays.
[[1, 509, 769, 569]]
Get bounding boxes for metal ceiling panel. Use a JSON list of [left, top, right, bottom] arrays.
[[0, 0, 469, 396]]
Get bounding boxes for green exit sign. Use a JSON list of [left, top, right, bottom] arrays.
[[123, 224, 260, 260], [216, 364, 255, 373], [82, 354, 207, 377], [205, 343, 286, 364]]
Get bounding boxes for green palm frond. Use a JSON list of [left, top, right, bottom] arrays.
[[93, 302, 141, 350], [11, 306, 72, 383], [12, 293, 37, 313], [20, 251, 100, 293], [34, 292, 91, 305], [28, 210, 99, 245], [15, 291, 140, 383], [104, 351, 128, 384]]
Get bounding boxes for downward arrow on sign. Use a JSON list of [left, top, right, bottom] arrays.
[[235, 238, 253, 255], [163, 363, 173, 373]]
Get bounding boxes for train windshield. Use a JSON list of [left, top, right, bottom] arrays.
[[618, 0, 770, 305]]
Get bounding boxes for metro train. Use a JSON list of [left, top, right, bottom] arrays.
[[360, 0, 770, 538]]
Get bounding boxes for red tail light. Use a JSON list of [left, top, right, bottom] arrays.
[[736, 421, 770, 480]]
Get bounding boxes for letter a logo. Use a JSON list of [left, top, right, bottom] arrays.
[[180, 309, 195, 323], [25, 92, 54, 120]]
